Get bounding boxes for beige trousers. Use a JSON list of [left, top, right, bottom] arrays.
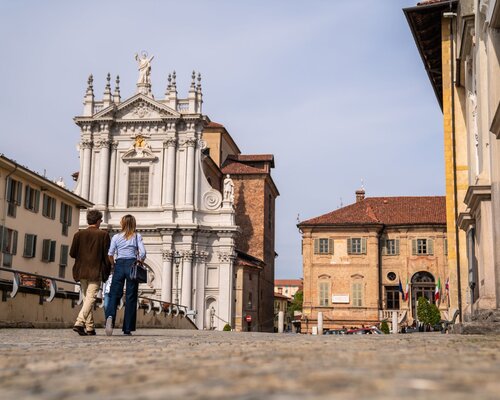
[[75, 279, 100, 330]]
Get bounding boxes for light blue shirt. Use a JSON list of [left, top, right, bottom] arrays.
[[108, 233, 146, 261]]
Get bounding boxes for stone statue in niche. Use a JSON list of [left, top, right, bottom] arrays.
[[135, 51, 155, 85], [223, 174, 234, 202]]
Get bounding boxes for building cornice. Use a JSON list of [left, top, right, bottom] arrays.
[[463, 185, 491, 212]]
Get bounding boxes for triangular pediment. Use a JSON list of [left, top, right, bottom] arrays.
[[94, 94, 180, 120]]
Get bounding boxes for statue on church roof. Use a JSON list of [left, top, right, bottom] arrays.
[[134, 51, 155, 85]]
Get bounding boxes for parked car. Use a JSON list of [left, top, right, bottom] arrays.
[[345, 327, 383, 335], [324, 329, 346, 335]]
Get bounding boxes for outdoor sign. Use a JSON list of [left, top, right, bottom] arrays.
[[245, 315, 252, 322], [332, 294, 350, 303]]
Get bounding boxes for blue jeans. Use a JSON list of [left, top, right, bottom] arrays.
[[105, 258, 138, 333]]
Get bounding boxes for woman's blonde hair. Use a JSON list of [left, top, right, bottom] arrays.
[[120, 214, 136, 240]]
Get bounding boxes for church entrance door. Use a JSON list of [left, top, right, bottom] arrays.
[[411, 271, 435, 319]]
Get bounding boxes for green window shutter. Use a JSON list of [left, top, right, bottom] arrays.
[[428, 239, 434, 255], [12, 230, 18, 255], [314, 239, 319, 254], [6, 178, 13, 201], [24, 234, 31, 257], [60, 203, 64, 223], [395, 239, 400, 255], [16, 182, 22, 205], [51, 199, 56, 219], [24, 186, 30, 209], [68, 205, 72, 226], [60, 245, 68, 266], [42, 195, 48, 216], [347, 238, 352, 254], [42, 239, 50, 262], [412, 239, 417, 255], [328, 238, 334, 254], [49, 241, 56, 262], [361, 238, 367, 254], [34, 190, 40, 213]]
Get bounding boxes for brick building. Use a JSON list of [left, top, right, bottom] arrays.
[[298, 191, 449, 333], [204, 125, 279, 332]]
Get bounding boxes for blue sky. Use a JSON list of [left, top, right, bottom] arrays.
[[0, 1, 443, 279]]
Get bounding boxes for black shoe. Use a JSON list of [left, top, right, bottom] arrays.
[[123, 331, 132, 335], [73, 325, 87, 336], [86, 329, 96, 336]]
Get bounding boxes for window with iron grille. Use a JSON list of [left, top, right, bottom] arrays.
[[6, 178, 22, 217], [42, 194, 57, 219], [352, 282, 363, 307], [60, 202, 72, 236], [23, 234, 37, 258], [128, 168, 149, 207], [24, 185, 40, 213], [41, 239, 56, 262]]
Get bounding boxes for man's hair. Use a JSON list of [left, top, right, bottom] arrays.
[[87, 209, 103, 225]]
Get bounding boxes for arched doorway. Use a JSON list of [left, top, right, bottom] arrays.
[[411, 271, 435, 318]]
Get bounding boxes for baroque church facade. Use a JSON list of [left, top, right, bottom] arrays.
[[73, 56, 278, 331]]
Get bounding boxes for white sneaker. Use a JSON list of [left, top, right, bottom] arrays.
[[105, 316, 113, 336]]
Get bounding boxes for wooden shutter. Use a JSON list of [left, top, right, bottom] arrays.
[[6, 178, 13, 201], [49, 241, 56, 262], [42, 239, 50, 262], [60, 245, 68, 266], [395, 239, 400, 255], [24, 234, 31, 257], [412, 239, 417, 255], [361, 238, 367, 254], [381, 238, 387, 255], [68, 205, 72, 226], [11, 230, 18, 255], [25, 186, 30, 209], [314, 239, 319, 254], [43, 195, 48, 216], [51, 199, 56, 219], [347, 238, 352, 254], [328, 238, 334, 254], [34, 190, 40, 213], [60, 203, 64, 223], [427, 239, 434, 255], [16, 182, 22, 205]]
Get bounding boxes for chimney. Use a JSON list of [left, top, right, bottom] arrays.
[[355, 189, 365, 202]]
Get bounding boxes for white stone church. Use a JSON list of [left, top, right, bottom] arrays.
[[73, 55, 239, 330]]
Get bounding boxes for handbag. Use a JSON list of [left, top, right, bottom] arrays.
[[130, 234, 148, 284]]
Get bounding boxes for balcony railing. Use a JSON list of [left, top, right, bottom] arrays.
[[0, 266, 192, 318]]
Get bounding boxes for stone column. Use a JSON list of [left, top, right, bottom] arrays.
[[218, 251, 235, 330], [195, 251, 208, 329], [96, 133, 111, 207], [278, 311, 285, 333], [317, 312, 323, 335], [80, 139, 93, 200], [165, 138, 177, 206], [185, 138, 196, 206], [107, 141, 118, 208], [181, 250, 194, 309], [161, 250, 173, 303]]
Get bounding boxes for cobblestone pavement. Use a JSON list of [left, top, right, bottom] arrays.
[[1, 329, 500, 400]]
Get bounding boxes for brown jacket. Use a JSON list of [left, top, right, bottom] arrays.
[[70, 227, 111, 282]]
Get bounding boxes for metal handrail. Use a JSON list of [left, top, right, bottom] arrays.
[[0, 266, 194, 318]]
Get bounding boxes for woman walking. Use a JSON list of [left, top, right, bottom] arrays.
[[105, 214, 146, 336]]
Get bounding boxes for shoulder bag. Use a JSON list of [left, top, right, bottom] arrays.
[[130, 234, 148, 284]]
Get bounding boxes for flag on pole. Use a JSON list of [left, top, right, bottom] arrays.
[[399, 278, 404, 297], [435, 277, 441, 302], [404, 277, 409, 302], [445, 277, 450, 307]]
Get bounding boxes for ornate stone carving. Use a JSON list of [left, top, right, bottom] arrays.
[[162, 250, 173, 261], [185, 138, 197, 147], [134, 101, 152, 118], [218, 252, 235, 263], [203, 189, 222, 210], [163, 138, 177, 148], [195, 251, 209, 263], [80, 139, 93, 149], [223, 174, 234, 203], [181, 250, 195, 261], [198, 139, 207, 150], [122, 134, 157, 162], [95, 139, 111, 149]]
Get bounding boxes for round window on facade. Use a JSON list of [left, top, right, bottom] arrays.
[[387, 272, 396, 281]]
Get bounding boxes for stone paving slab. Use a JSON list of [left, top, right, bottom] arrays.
[[0, 329, 499, 400]]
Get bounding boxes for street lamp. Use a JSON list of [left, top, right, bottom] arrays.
[[173, 251, 182, 305]]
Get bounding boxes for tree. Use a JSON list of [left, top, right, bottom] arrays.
[[417, 297, 441, 327], [380, 320, 390, 334], [289, 290, 303, 314]]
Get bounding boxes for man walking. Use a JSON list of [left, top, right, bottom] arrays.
[[70, 209, 111, 336]]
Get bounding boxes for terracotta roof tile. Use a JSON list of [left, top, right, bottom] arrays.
[[299, 196, 446, 227], [206, 121, 224, 128], [275, 279, 303, 287], [221, 159, 267, 175], [227, 154, 274, 162]]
